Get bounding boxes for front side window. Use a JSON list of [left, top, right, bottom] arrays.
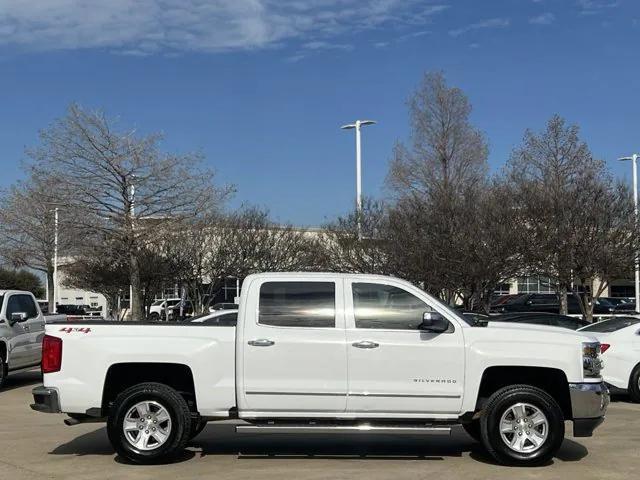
[[352, 283, 431, 330], [6, 295, 37, 320], [259, 281, 335, 328]]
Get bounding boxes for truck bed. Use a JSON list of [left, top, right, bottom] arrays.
[[43, 322, 236, 417]]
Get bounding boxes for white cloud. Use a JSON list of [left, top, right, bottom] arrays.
[[449, 18, 510, 37], [529, 12, 556, 25], [577, 0, 619, 15], [0, 0, 449, 55]]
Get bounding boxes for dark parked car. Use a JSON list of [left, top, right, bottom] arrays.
[[496, 293, 615, 315], [601, 297, 631, 307], [612, 302, 638, 314], [209, 302, 238, 311], [56, 304, 89, 316], [489, 312, 590, 330]]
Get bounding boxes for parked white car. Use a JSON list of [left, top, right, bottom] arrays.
[[148, 298, 181, 321], [31, 272, 608, 466], [578, 316, 640, 402]]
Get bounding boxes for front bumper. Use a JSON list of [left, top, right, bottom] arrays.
[[30, 385, 61, 413], [568, 382, 609, 437]]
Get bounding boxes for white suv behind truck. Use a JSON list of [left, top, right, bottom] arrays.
[[31, 273, 609, 466]]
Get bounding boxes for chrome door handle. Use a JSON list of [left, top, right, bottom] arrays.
[[248, 339, 275, 347], [352, 340, 379, 349], [23, 325, 30, 332]]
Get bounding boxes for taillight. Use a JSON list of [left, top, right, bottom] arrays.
[[42, 335, 62, 374], [600, 343, 610, 354]]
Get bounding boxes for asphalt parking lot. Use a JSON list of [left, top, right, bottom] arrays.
[[1, 371, 638, 480]]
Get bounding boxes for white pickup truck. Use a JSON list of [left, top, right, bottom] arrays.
[[31, 273, 609, 466]]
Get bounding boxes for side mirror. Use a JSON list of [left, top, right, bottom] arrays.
[[419, 311, 449, 333], [10, 312, 27, 326]]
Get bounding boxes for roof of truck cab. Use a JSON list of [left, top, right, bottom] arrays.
[[244, 272, 408, 283]]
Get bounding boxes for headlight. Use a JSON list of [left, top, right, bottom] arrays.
[[583, 341, 603, 378]]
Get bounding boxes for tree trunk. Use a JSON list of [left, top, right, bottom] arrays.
[[47, 269, 55, 313], [559, 284, 568, 315], [129, 251, 142, 321]]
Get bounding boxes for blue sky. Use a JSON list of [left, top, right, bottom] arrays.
[[1, 0, 639, 226]]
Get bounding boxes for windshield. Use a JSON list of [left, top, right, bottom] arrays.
[[151, 300, 164, 306], [580, 317, 640, 333], [0, 295, 3, 311]]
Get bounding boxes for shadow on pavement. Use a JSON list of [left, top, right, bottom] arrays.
[[48, 423, 585, 466], [0, 370, 41, 393]]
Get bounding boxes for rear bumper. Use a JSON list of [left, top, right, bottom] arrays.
[[568, 382, 609, 437], [31, 385, 61, 413]]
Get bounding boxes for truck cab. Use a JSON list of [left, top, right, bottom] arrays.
[[31, 273, 609, 466]]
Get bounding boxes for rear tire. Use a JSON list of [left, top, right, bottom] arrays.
[[148, 312, 160, 322], [628, 364, 640, 403], [107, 382, 192, 464], [479, 385, 565, 466]]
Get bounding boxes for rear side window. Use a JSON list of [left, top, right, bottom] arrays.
[[259, 282, 335, 328]]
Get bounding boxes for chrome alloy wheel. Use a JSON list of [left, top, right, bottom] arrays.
[[499, 402, 549, 453], [123, 401, 172, 451]]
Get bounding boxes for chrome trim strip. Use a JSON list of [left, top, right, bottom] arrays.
[[246, 391, 345, 396], [236, 425, 452, 435], [349, 393, 462, 399], [245, 391, 461, 399]]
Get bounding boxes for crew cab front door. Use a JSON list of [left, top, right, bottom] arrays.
[[345, 279, 465, 415], [240, 278, 347, 414]]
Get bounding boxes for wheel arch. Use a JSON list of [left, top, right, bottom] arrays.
[[101, 363, 197, 415], [474, 366, 572, 420]]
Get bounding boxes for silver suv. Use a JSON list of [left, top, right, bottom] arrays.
[[0, 290, 46, 388]]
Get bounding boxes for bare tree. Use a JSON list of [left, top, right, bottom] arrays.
[[388, 71, 488, 199], [28, 104, 231, 320], [384, 71, 519, 308], [0, 174, 76, 310], [505, 115, 636, 319], [321, 198, 392, 274]]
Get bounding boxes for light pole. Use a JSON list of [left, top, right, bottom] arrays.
[[341, 119, 377, 240], [619, 153, 640, 309], [129, 181, 135, 309], [53, 207, 59, 314]]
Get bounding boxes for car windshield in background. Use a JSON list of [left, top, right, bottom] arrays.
[[581, 317, 640, 333], [151, 300, 164, 306]]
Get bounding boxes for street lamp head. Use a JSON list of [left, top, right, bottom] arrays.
[[619, 154, 639, 162], [341, 120, 377, 130]]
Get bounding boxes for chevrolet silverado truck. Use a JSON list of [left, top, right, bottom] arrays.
[[31, 273, 609, 466], [0, 290, 48, 388]]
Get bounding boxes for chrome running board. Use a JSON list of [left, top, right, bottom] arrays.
[[236, 424, 451, 435]]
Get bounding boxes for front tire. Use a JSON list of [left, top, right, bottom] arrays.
[[107, 382, 192, 464], [628, 364, 640, 403], [479, 385, 565, 466], [0, 356, 7, 390]]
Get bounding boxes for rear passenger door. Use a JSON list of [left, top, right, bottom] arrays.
[[240, 278, 347, 414]]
